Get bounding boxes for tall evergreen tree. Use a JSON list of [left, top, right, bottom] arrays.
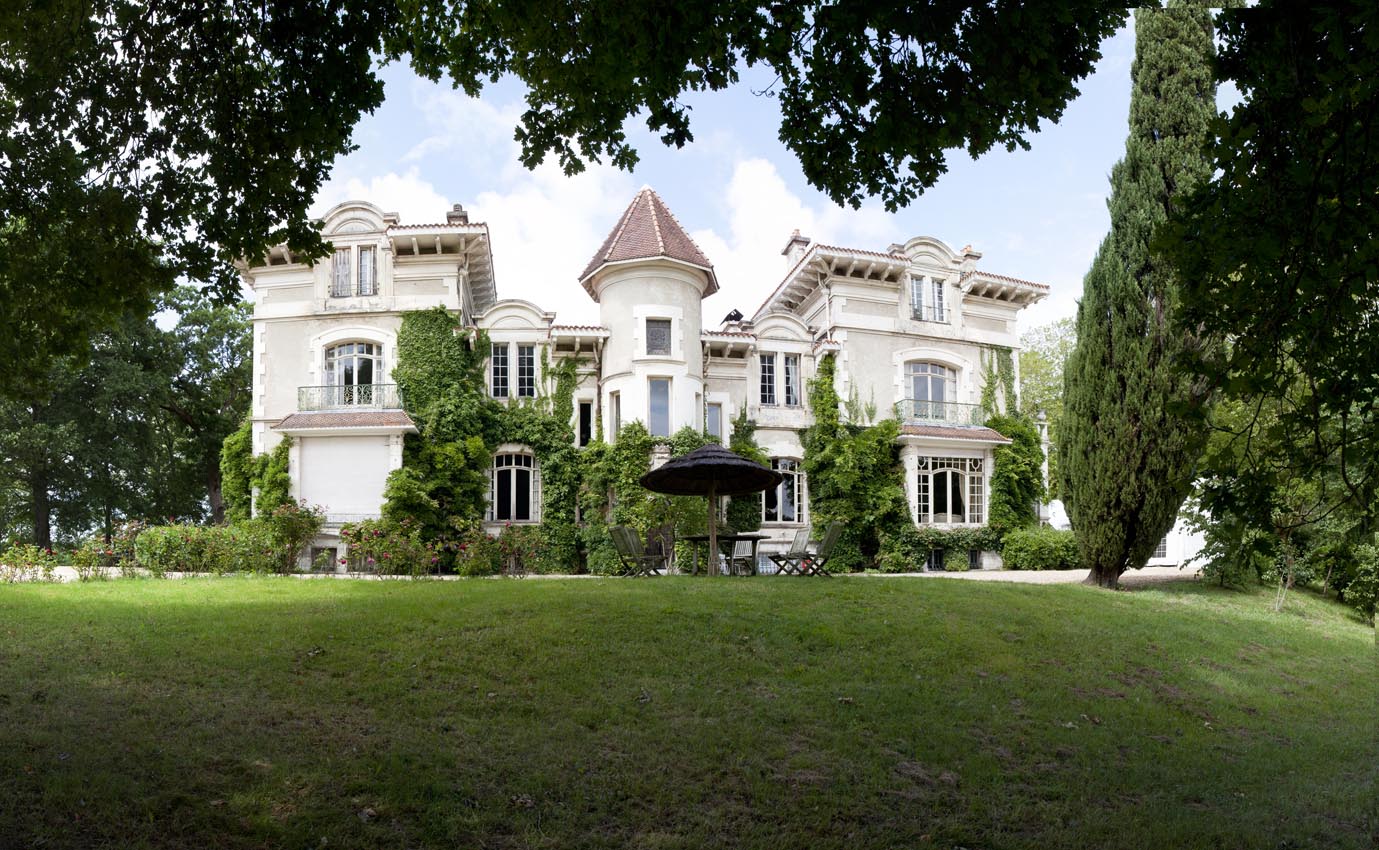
[[1060, 2, 1217, 588]]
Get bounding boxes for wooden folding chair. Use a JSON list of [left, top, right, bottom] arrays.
[[646, 523, 676, 574], [769, 528, 812, 576], [798, 521, 843, 577], [726, 538, 756, 576], [610, 526, 665, 577]]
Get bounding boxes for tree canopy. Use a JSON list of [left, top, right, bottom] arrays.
[[0, 1, 1126, 398], [1167, 0, 1378, 517]]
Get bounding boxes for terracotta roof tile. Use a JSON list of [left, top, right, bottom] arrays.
[[960, 269, 1050, 291], [899, 424, 1012, 443], [549, 324, 609, 333], [579, 188, 718, 295], [274, 411, 417, 431]]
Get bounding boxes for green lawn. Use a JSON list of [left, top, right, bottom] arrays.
[[0, 577, 1373, 849]]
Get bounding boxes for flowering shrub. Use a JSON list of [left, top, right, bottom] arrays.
[[496, 523, 545, 576], [263, 502, 325, 573], [339, 518, 436, 577], [71, 538, 116, 581], [0, 543, 58, 582], [133, 522, 277, 575], [448, 519, 500, 577]]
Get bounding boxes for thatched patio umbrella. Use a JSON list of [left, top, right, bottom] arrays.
[[639, 444, 782, 575]]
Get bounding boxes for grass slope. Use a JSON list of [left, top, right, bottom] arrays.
[[0, 577, 1373, 850]]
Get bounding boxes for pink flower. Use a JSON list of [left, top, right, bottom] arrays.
[[339, 558, 347, 565]]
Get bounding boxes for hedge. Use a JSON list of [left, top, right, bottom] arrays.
[[1001, 527, 1081, 571]]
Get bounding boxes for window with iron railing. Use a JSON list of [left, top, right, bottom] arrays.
[[330, 246, 378, 297]]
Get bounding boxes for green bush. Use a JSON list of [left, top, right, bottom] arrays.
[[71, 538, 116, 580], [263, 501, 324, 573], [1340, 542, 1377, 624], [943, 547, 972, 572], [450, 519, 501, 576], [340, 518, 436, 577], [0, 543, 57, 582], [134, 522, 277, 575], [1001, 527, 1081, 570]]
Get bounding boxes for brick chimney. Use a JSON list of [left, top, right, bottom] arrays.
[[446, 203, 469, 225]]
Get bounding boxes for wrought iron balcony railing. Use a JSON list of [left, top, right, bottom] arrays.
[[895, 398, 985, 427], [910, 304, 951, 323], [298, 384, 402, 411]]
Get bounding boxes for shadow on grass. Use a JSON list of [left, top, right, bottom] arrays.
[[0, 578, 1374, 850]]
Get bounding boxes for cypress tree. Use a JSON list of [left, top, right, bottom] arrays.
[[1060, 2, 1216, 588]]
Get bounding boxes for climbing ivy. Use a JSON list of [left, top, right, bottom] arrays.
[[252, 436, 293, 513], [984, 413, 1045, 536], [980, 345, 1018, 416], [803, 353, 910, 571], [219, 416, 254, 523]]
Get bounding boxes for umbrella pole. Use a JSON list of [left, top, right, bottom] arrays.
[[708, 482, 717, 577]]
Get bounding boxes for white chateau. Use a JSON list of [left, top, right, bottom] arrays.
[[242, 190, 1048, 564]]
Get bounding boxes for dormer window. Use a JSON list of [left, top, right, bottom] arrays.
[[330, 245, 377, 297], [910, 275, 948, 323]]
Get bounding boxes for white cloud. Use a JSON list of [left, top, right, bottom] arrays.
[[471, 157, 637, 323], [400, 87, 526, 167], [693, 158, 903, 321], [312, 168, 452, 223]]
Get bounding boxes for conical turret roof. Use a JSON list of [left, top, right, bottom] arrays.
[[579, 188, 718, 298]]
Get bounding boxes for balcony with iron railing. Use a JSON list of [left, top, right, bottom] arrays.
[[910, 304, 951, 323], [895, 399, 985, 427], [297, 384, 402, 411]]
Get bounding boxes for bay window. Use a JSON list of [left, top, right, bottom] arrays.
[[916, 456, 984, 525]]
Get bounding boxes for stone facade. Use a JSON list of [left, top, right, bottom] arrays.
[[241, 190, 1047, 561]]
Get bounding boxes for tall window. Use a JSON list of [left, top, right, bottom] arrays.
[[910, 276, 925, 316], [706, 402, 723, 440], [330, 246, 378, 297], [331, 249, 352, 297], [357, 247, 376, 296], [931, 278, 945, 320], [646, 318, 672, 356], [905, 361, 957, 419], [649, 378, 671, 437], [578, 401, 593, 447], [610, 392, 621, 438], [1153, 537, 1168, 559], [783, 354, 801, 406], [490, 452, 539, 522], [764, 459, 804, 523], [324, 342, 381, 406], [759, 353, 776, 405], [517, 345, 536, 397], [916, 457, 984, 525], [490, 344, 509, 398]]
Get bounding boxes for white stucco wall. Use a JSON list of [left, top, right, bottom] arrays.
[[297, 436, 393, 520]]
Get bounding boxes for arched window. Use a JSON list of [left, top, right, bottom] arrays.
[[916, 457, 984, 525], [324, 342, 382, 406], [904, 361, 957, 421], [763, 458, 805, 524], [490, 451, 540, 522]]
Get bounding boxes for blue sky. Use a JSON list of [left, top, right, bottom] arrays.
[[314, 24, 1137, 333]]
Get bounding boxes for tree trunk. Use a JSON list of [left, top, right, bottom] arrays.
[[31, 471, 51, 550], [1084, 563, 1122, 589]]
